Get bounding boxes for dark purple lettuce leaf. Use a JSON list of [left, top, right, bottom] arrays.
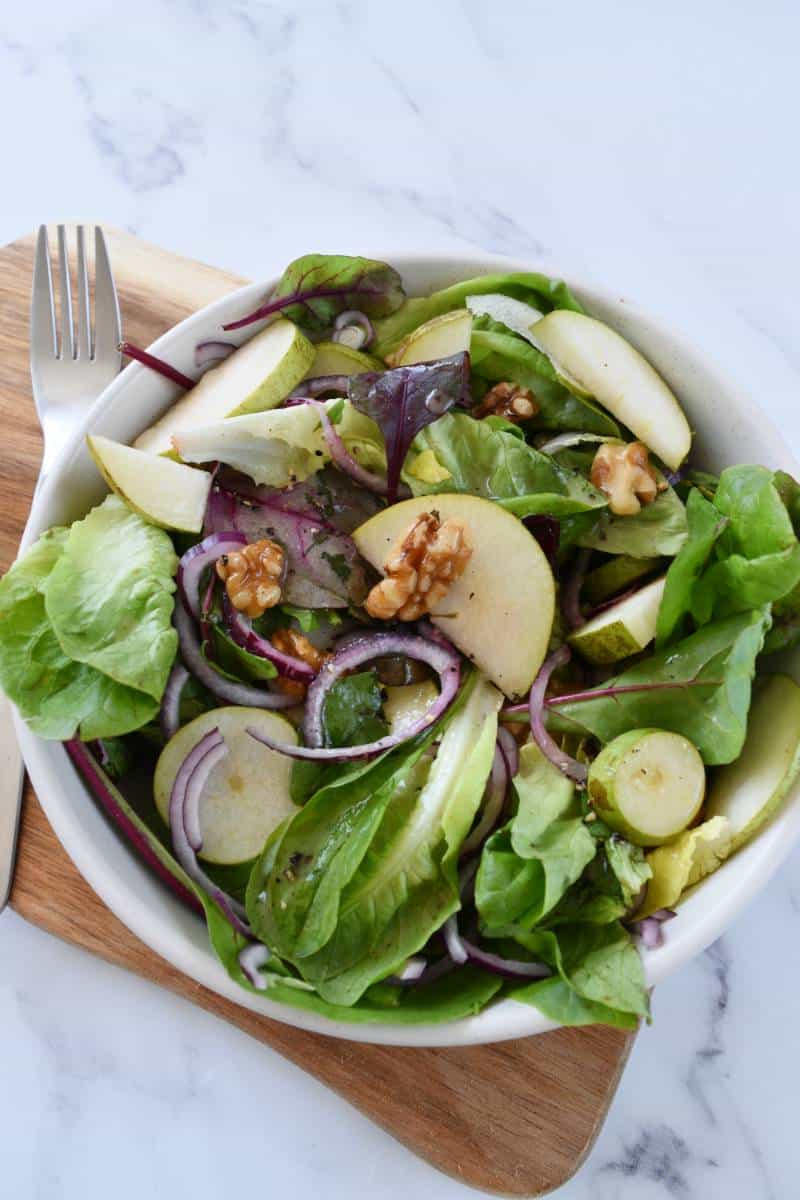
[[223, 255, 405, 333], [348, 354, 470, 503], [212, 470, 372, 608]]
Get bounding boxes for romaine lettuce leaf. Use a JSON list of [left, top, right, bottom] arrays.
[[43, 495, 178, 701], [249, 674, 502, 1005]]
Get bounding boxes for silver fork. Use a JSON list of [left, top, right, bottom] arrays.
[[0, 224, 122, 911]]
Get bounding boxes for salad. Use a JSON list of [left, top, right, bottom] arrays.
[[2, 253, 800, 1031]]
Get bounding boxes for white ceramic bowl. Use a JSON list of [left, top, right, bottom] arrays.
[[16, 252, 800, 1047]]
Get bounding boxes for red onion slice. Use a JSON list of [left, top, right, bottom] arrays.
[[174, 602, 294, 710], [238, 942, 272, 989], [495, 725, 520, 781], [178, 531, 247, 620], [460, 938, 551, 981], [160, 660, 190, 741], [119, 341, 195, 390], [247, 632, 460, 761], [168, 727, 250, 936], [195, 339, 235, 370], [442, 915, 468, 964], [528, 646, 589, 784], [562, 549, 591, 632], [290, 374, 350, 399], [311, 400, 389, 496], [222, 594, 315, 682], [332, 310, 375, 350]]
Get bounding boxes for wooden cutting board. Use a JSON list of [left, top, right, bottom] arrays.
[[0, 228, 634, 1197]]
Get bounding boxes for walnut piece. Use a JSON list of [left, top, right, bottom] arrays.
[[216, 538, 284, 618], [365, 511, 473, 621], [590, 441, 665, 517], [474, 381, 538, 423], [271, 628, 329, 700]]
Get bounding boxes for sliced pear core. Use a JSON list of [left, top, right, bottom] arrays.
[[87, 435, 212, 533], [353, 494, 554, 698], [532, 310, 692, 470], [134, 319, 315, 456], [154, 707, 298, 865], [706, 673, 800, 850], [386, 309, 472, 367], [588, 728, 706, 846], [569, 576, 666, 664]]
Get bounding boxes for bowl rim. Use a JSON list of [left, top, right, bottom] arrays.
[[14, 247, 800, 1046]]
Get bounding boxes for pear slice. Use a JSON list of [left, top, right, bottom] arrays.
[[466, 294, 591, 397], [569, 576, 666, 664], [154, 707, 298, 865], [87, 434, 212, 533], [353, 494, 554, 698], [532, 311, 692, 470], [706, 673, 800, 850], [588, 728, 706, 846], [134, 319, 315, 456], [383, 681, 440, 736], [309, 341, 382, 377], [583, 554, 666, 606], [385, 309, 472, 367], [641, 816, 732, 916]]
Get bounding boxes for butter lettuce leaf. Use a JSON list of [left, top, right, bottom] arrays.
[[0, 526, 159, 739], [42, 495, 178, 701]]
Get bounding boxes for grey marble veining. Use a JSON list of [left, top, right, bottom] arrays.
[[1, 1, 800, 1196]]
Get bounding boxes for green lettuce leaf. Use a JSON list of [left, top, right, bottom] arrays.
[[691, 465, 800, 622], [469, 323, 620, 435], [476, 744, 597, 932], [0, 526, 160, 739], [510, 922, 646, 1027], [371, 271, 583, 359], [323, 670, 389, 747], [404, 412, 608, 518], [576, 475, 689, 557], [550, 608, 770, 764], [604, 837, 652, 908], [251, 254, 406, 335], [42, 495, 178, 701], [249, 674, 502, 1005], [656, 487, 728, 648], [176, 399, 385, 489]]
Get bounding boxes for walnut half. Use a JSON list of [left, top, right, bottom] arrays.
[[590, 441, 665, 517], [365, 511, 473, 621], [216, 538, 285, 619], [474, 381, 538, 423], [271, 628, 329, 700]]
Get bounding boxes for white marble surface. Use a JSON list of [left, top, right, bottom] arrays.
[[2, 1, 800, 1195]]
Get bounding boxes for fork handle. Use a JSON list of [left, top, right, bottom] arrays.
[[0, 698, 25, 912]]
